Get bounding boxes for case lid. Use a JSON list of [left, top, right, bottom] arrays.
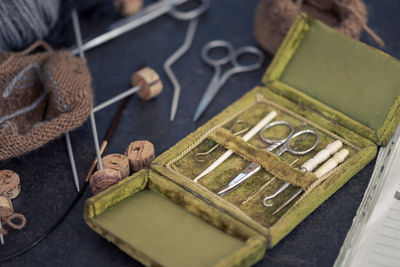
[[262, 15, 400, 146]]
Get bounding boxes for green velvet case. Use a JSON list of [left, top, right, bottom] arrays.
[[84, 15, 400, 266]]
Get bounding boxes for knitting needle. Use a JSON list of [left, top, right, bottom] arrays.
[[272, 148, 349, 215], [71, 8, 104, 173], [194, 110, 277, 182], [241, 159, 299, 205], [85, 62, 146, 182], [0, 221, 4, 245], [164, 18, 199, 121]]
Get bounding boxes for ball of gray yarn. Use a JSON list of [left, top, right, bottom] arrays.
[[0, 0, 60, 53]]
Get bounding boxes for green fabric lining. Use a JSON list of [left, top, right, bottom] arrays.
[[92, 190, 246, 267], [209, 128, 317, 190], [263, 15, 400, 146]]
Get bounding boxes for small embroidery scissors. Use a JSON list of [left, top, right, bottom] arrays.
[[193, 40, 264, 122], [217, 120, 319, 196]]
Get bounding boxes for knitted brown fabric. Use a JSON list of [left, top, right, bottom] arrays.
[[254, 0, 384, 54], [0, 41, 93, 160]]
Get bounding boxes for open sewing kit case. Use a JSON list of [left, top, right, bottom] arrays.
[[84, 15, 400, 266]]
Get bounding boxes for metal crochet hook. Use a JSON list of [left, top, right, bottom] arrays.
[[70, 0, 209, 55], [195, 120, 249, 163], [193, 40, 264, 122], [218, 121, 319, 196]]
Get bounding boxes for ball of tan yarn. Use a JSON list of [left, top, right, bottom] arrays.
[[125, 140, 155, 172], [253, 0, 370, 54], [97, 153, 130, 179], [89, 168, 122, 195]]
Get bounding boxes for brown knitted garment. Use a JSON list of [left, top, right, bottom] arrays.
[[254, 0, 384, 54], [0, 41, 93, 160]]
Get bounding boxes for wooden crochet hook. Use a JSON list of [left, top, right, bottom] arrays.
[[194, 110, 277, 182]]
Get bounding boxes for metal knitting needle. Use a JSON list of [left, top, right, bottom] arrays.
[[194, 110, 277, 182], [0, 221, 4, 245], [165, 18, 199, 121], [85, 63, 146, 181], [71, 8, 104, 175], [70, 0, 209, 55]]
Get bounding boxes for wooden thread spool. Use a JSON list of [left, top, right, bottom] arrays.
[[301, 140, 343, 172], [125, 140, 155, 172], [314, 149, 349, 178], [132, 67, 163, 101], [0, 170, 21, 199], [89, 168, 122, 195], [0, 196, 26, 234], [97, 153, 130, 179], [113, 0, 143, 16]]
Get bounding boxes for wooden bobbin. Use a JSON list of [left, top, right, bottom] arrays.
[[131, 67, 163, 101], [89, 168, 122, 195], [97, 153, 130, 179], [125, 140, 155, 172], [113, 0, 143, 16], [0, 170, 21, 199]]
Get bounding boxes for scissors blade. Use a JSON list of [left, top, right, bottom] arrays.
[[217, 162, 262, 196], [193, 77, 222, 122]]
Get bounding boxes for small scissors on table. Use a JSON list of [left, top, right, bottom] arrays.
[[193, 40, 264, 122], [217, 120, 319, 196]]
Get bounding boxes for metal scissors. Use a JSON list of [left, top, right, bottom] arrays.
[[193, 40, 264, 121], [217, 120, 319, 196]]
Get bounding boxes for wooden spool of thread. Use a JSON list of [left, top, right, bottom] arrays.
[[0, 170, 21, 199], [113, 0, 143, 16], [132, 67, 163, 101], [0, 196, 26, 235], [125, 140, 155, 172], [97, 153, 130, 179], [89, 168, 122, 195]]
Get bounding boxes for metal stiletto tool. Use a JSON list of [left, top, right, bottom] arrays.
[[218, 121, 319, 196], [70, 0, 209, 55], [193, 40, 264, 121], [271, 140, 343, 214], [194, 111, 277, 182]]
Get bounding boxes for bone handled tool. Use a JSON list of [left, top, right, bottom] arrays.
[[271, 142, 348, 215], [194, 110, 278, 182], [218, 121, 319, 196]]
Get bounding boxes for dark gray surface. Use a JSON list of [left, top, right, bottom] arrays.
[[0, 0, 399, 266]]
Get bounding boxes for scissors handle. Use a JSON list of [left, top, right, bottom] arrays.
[[169, 0, 210, 20], [275, 129, 319, 157], [230, 46, 264, 72], [201, 40, 235, 67]]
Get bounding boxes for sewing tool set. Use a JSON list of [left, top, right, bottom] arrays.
[[193, 112, 350, 214], [2, 0, 399, 266]]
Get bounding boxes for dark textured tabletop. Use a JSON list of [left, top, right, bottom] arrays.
[[1, 0, 400, 266]]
